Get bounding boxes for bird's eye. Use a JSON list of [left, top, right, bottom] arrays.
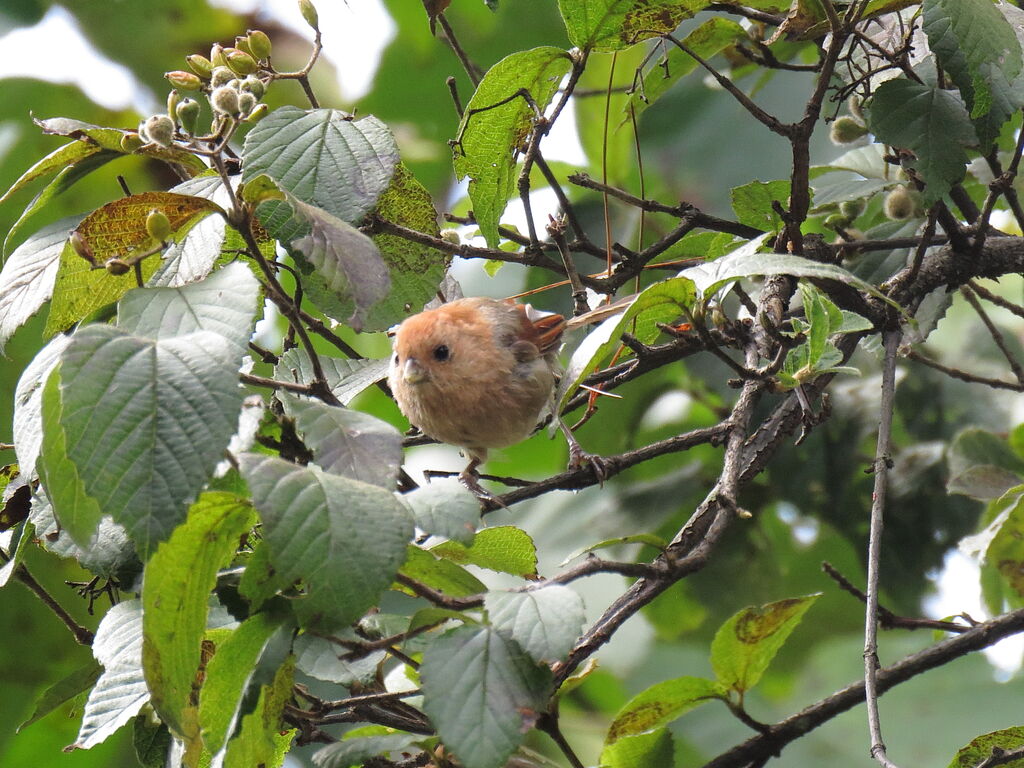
[[433, 344, 450, 362], [392, 353, 399, 366]]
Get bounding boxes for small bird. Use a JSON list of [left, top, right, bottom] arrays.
[[388, 296, 602, 493]]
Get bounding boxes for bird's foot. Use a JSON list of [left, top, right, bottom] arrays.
[[568, 443, 609, 486]]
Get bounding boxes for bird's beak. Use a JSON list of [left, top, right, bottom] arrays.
[[403, 357, 427, 384]]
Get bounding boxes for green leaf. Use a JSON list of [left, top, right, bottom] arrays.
[[200, 611, 289, 756], [133, 713, 173, 768], [42, 320, 247, 556], [0, 519, 33, 587], [75, 600, 149, 749], [239, 454, 414, 631], [557, 0, 703, 52], [0, 139, 106, 208], [558, 277, 698, 409], [561, 533, 669, 566], [421, 625, 552, 768], [294, 632, 384, 687], [238, 540, 290, 611], [432, 526, 538, 576], [365, 163, 450, 331], [922, 0, 1024, 147], [947, 428, 1024, 500], [142, 493, 255, 744], [401, 545, 487, 597], [281, 394, 403, 489], [625, 17, 747, 118], [14, 335, 70, 477], [454, 47, 572, 247], [45, 191, 225, 336], [242, 107, 399, 242], [222, 656, 295, 768], [731, 180, 790, 232], [275, 349, 389, 405], [286, 195, 390, 333], [606, 676, 723, 743], [600, 727, 675, 768], [867, 77, 978, 206], [485, 584, 585, 663], [983, 491, 1024, 601], [312, 734, 419, 768], [0, 216, 81, 353], [17, 661, 102, 733], [402, 479, 480, 545], [947, 726, 1024, 768], [710, 594, 820, 693]]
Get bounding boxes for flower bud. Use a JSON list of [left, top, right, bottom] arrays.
[[70, 230, 95, 264], [146, 209, 172, 242], [105, 258, 131, 275], [120, 131, 144, 152], [210, 43, 229, 68], [186, 54, 213, 79], [165, 70, 202, 91], [298, 0, 319, 30], [177, 98, 201, 135], [247, 29, 272, 60], [824, 213, 848, 230], [234, 35, 254, 58], [839, 198, 866, 220], [883, 185, 916, 220], [166, 89, 180, 124], [240, 75, 265, 99], [211, 86, 240, 116], [848, 94, 864, 122], [243, 103, 269, 123], [144, 114, 175, 147], [210, 66, 235, 89], [238, 92, 257, 116], [440, 229, 461, 245], [225, 48, 258, 75], [829, 116, 868, 145]]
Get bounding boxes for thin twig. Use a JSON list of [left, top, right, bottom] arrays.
[[904, 349, 1024, 392], [864, 330, 903, 768], [960, 286, 1024, 385], [437, 14, 482, 85], [968, 280, 1024, 320], [13, 565, 94, 646]]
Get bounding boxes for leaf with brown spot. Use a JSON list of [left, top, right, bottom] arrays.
[[605, 676, 725, 744], [710, 593, 820, 694]]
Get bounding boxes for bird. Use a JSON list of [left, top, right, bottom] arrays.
[[388, 296, 607, 494]]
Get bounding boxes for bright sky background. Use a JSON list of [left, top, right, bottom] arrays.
[[0, 2, 1019, 678]]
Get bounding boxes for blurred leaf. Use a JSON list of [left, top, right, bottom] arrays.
[[420, 625, 551, 768], [294, 632, 384, 687], [401, 545, 487, 596], [561, 532, 668, 566], [947, 428, 1024, 500], [402, 478, 481, 545], [312, 734, 419, 768], [600, 727, 675, 768], [946, 726, 1024, 768], [222, 655, 295, 768], [282, 394, 402, 489], [242, 107, 398, 242], [133, 713, 173, 768], [142, 493, 255, 745], [32, 117, 205, 172], [710, 594, 820, 693], [17, 661, 102, 733], [606, 675, 723, 743], [0, 216, 81, 353], [557, 0, 700, 52], [432, 525, 538, 576], [867, 77, 977, 206], [922, 0, 1024, 147], [275, 349, 389, 405], [983, 490, 1024, 602], [238, 453, 413, 631], [45, 191, 224, 336], [485, 584, 585, 663], [731, 179, 791, 232], [454, 47, 572, 247]]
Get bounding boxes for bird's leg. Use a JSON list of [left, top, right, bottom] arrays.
[[556, 416, 608, 485], [458, 455, 507, 507]]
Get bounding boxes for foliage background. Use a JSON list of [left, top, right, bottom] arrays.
[[0, 1, 1022, 767]]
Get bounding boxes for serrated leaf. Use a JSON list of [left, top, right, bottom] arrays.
[[294, 632, 384, 687], [275, 349, 389, 405], [947, 726, 1024, 768], [401, 545, 487, 597], [485, 584, 585, 663], [239, 454, 413, 631], [710, 594, 820, 693], [923, 0, 1024, 147], [402, 479, 480, 545], [150, 175, 233, 288], [365, 163, 450, 331], [454, 47, 572, 247], [431, 526, 537, 576], [75, 600, 149, 750], [0, 216, 81, 352], [200, 611, 289, 756], [625, 17, 747, 118], [557, 0, 702, 51], [222, 656, 295, 768], [867, 77, 978, 206], [421, 625, 551, 768], [142, 493, 256, 744], [312, 734, 419, 768], [242, 107, 398, 242], [281, 393, 403, 489], [606, 676, 723, 744], [600, 727, 675, 768], [731, 179, 791, 232], [42, 322, 247, 557], [45, 191, 224, 336]]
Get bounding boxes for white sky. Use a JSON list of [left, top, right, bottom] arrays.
[[0, 1, 1019, 678]]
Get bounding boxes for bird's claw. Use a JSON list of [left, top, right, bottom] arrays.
[[458, 469, 508, 509], [568, 444, 609, 486]]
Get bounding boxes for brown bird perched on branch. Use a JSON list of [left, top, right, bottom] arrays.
[[388, 296, 611, 494]]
